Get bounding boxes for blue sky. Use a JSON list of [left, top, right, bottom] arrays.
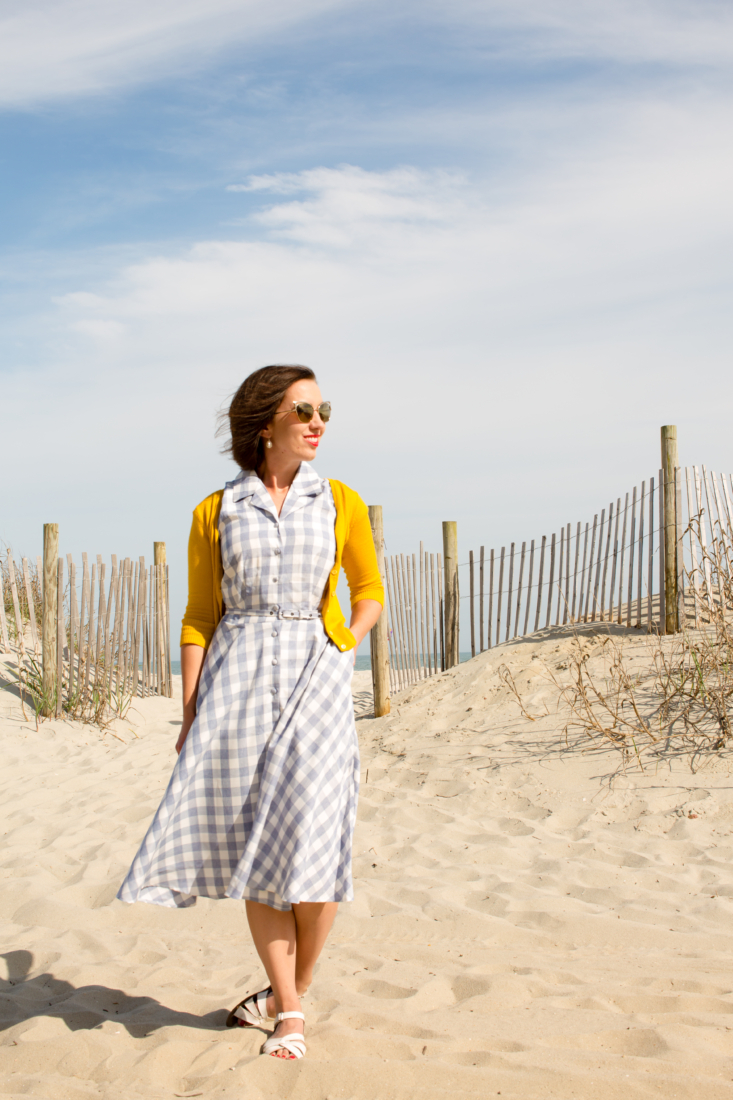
[[2, 0, 733, 648]]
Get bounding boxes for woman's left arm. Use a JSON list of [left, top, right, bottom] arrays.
[[340, 493, 385, 648], [348, 599, 383, 648]]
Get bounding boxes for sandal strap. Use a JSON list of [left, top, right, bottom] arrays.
[[275, 1011, 305, 1022], [229, 986, 273, 1026], [262, 1036, 307, 1058]]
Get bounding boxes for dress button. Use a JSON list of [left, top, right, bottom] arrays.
[[272, 577, 278, 582], [271, 687, 278, 695], [274, 548, 281, 555], [272, 658, 278, 666], [340, 644, 346, 650], [271, 630, 278, 638]]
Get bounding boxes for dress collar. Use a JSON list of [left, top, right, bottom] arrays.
[[230, 462, 324, 504]]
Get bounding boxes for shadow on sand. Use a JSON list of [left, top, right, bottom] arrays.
[[1, 950, 231, 1038]]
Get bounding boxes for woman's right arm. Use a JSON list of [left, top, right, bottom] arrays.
[[176, 643, 206, 754]]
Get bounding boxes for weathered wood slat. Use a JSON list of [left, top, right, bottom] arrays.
[[479, 546, 485, 652], [523, 540, 535, 635], [21, 558, 39, 653], [392, 556, 406, 683], [514, 541, 526, 639], [617, 497, 629, 625], [584, 517, 598, 622], [84, 564, 96, 694], [695, 468, 717, 616], [577, 523, 589, 624], [554, 528, 564, 625], [609, 500, 621, 624], [534, 535, 546, 633], [600, 503, 614, 622], [496, 546, 505, 644], [429, 553, 437, 676], [407, 554, 419, 680], [7, 552, 25, 657], [591, 509, 605, 623], [469, 549, 476, 657], [0, 563, 9, 652], [626, 488, 637, 628], [506, 543, 515, 642], [437, 553, 445, 671], [563, 523, 571, 625], [95, 560, 106, 675], [410, 554, 421, 678], [398, 555, 414, 683], [487, 549, 495, 649], [647, 479, 655, 629], [105, 557, 118, 680], [384, 556, 401, 691], [693, 467, 712, 608], [419, 543, 428, 677], [55, 557, 64, 718], [571, 523, 581, 622], [636, 484, 645, 628], [545, 533, 556, 629]]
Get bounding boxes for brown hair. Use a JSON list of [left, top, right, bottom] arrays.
[[219, 364, 317, 471]]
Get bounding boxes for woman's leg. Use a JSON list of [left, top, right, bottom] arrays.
[[245, 900, 338, 1058], [292, 901, 338, 992]]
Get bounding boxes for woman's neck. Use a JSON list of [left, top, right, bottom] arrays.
[[258, 457, 301, 492]]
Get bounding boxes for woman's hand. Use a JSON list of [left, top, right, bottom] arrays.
[[348, 599, 383, 649], [176, 711, 196, 755], [177, 643, 206, 754]]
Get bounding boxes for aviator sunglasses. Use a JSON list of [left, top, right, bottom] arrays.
[[291, 400, 332, 424]]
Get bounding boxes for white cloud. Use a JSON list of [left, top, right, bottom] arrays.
[[71, 318, 126, 339], [0, 0, 352, 106], [2, 0, 733, 108]]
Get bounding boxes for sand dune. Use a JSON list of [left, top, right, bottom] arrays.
[[1, 628, 733, 1099]]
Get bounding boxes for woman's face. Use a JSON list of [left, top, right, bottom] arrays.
[[262, 379, 328, 464]]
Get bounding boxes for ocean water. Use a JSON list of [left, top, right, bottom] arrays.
[[171, 652, 475, 676]]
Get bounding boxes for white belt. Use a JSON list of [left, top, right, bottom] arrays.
[[225, 607, 322, 621]]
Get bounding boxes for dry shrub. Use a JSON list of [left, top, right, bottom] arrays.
[[1, 550, 132, 735], [550, 524, 733, 770], [0, 551, 42, 649]]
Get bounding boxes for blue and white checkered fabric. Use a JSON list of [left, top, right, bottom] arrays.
[[117, 463, 358, 911]]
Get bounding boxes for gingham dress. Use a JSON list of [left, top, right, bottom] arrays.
[[117, 463, 358, 911]]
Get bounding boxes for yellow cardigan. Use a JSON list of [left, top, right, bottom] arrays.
[[180, 478, 384, 653]]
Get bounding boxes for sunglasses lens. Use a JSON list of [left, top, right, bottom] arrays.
[[294, 402, 314, 423], [319, 402, 332, 422]]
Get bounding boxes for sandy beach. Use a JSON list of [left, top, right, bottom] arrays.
[[1, 627, 733, 1099]]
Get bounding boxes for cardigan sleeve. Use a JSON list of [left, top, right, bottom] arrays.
[[180, 495, 219, 648], [340, 493, 385, 608]]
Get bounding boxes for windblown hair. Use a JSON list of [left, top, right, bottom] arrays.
[[219, 364, 316, 471]]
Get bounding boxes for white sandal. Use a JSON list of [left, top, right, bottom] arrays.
[[261, 1012, 306, 1060], [226, 986, 274, 1028]]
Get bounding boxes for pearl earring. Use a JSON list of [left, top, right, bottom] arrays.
[[265, 439, 273, 449]]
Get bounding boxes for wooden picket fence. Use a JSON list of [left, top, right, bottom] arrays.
[[0, 540, 172, 718], [381, 464, 733, 696]]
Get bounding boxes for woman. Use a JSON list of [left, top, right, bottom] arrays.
[[118, 365, 384, 1061]]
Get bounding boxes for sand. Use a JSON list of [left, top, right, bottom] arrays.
[[1, 627, 733, 1099]]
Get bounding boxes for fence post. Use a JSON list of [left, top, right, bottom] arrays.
[[442, 521, 459, 668], [153, 542, 169, 697], [661, 425, 679, 633], [368, 505, 391, 717], [42, 523, 59, 715]]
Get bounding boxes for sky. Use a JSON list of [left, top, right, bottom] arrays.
[[2, 0, 733, 650]]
